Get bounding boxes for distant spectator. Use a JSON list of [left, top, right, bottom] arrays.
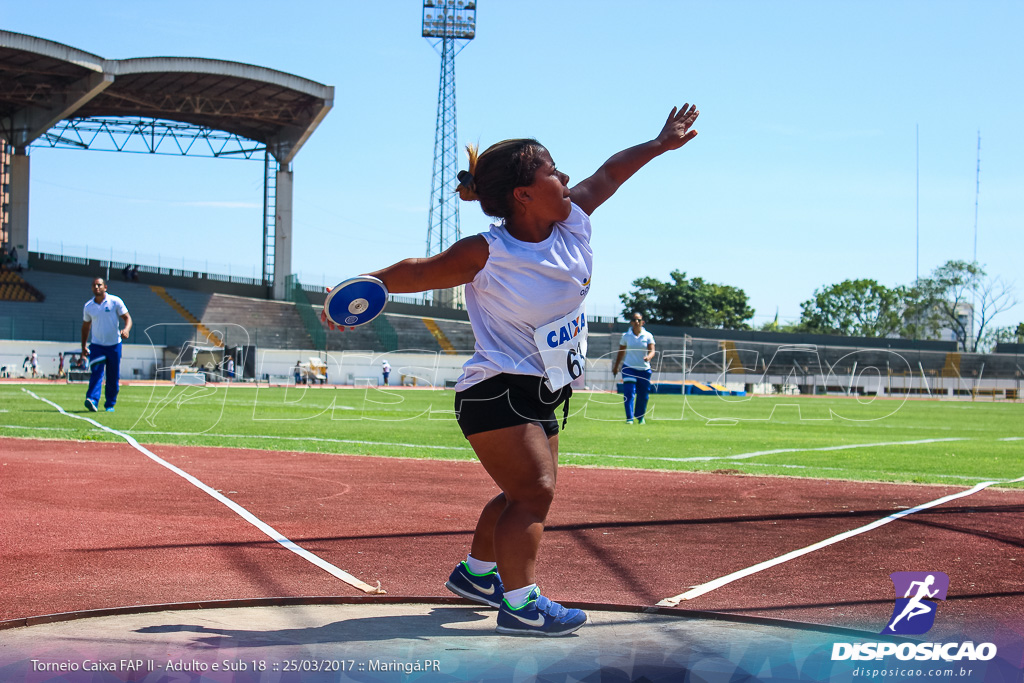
[[294, 361, 303, 385], [131, 265, 140, 282], [1, 244, 18, 272], [5, 245, 21, 272], [58, 352, 66, 379], [381, 359, 392, 386], [29, 350, 38, 378], [224, 355, 235, 379], [122, 264, 132, 281]]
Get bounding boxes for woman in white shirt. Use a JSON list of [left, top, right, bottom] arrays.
[[325, 104, 699, 635], [612, 313, 656, 424]]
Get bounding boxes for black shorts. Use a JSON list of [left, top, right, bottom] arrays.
[[455, 373, 572, 439]]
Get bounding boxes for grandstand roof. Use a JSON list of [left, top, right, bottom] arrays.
[[0, 30, 333, 164]]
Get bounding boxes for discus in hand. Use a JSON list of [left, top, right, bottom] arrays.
[[323, 276, 388, 328]]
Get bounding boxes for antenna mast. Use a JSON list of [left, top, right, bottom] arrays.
[[915, 124, 919, 281], [972, 130, 980, 263]]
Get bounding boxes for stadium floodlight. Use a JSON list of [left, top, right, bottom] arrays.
[[422, 0, 476, 308], [422, 0, 476, 39]]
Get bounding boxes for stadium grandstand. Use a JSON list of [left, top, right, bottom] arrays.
[[2, 251, 1022, 400]]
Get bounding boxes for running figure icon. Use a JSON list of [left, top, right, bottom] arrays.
[[888, 574, 939, 630], [882, 571, 949, 635]]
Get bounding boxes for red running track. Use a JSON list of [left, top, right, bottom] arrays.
[[3, 436, 1022, 641]]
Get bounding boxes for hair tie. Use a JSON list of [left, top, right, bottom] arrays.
[[457, 170, 476, 191]]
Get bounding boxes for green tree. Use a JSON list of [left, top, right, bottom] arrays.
[[798, 279, 904, 337], [756, 309, 809, 333], [757, 319, 807, 333], [897, 279, 941, 342], [619, 270, 754, 329], [979, 324, 1021, 353], [903, 260, 1017, 351]]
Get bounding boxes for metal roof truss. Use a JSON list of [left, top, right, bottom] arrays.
[[38, 116, 265, 159]]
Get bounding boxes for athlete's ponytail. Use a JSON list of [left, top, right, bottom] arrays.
[[455, 144, 480, 201]]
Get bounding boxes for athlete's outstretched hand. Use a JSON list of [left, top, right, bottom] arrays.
[[655, 104, 699, 152]]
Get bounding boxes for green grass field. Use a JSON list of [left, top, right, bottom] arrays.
[[2, 383, 1021, 488]]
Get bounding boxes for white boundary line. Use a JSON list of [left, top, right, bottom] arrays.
[[633, 438, 970, 463], [0, 424, 1007, 476], [21, 388, 385, 595], [1, 424, 1006, 485], [657, 471, 1024, 607], [126, 429, 473, 452]]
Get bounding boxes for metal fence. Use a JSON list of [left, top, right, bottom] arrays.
[[32, 251, 265, 287]]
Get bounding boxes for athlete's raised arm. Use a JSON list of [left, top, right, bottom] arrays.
[[570, 104, 699, 216]]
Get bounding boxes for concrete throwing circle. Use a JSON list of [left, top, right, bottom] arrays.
[[0, 600, 899, 682]]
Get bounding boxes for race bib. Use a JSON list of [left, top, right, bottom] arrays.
[[533, 302, 587, 392]]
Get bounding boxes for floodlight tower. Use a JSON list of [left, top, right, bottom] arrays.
[[422, 0, 476, 308]]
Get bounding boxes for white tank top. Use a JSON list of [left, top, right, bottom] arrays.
[[456, 202, 593, 391]]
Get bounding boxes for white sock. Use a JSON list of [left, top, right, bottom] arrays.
[[465, 554, 497, 575], [503, 584, 538, 609]]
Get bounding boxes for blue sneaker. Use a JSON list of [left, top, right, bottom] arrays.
[[84, 399, 98, 412], [105, 407, 115, 412], [445, 562, 504, 608], [496, 588, 587, 636]]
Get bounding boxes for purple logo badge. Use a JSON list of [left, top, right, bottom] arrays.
[[882, 571, 949, 635]]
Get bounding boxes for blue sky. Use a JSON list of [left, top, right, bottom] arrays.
[[3, 1, 1021, 328]]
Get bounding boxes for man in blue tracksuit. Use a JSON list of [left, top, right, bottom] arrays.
[[81, 278, 132, 412], [612, 312, 656, 424]]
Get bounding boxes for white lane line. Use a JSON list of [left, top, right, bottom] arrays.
[[645, 438, 970, 463], [0, 424, 987, 468], [560, 437, 968, 463], [21, 388, 385, 595], [657, 472, 1024, 607], [126, 430, 474, 452], [4, 424, 1001, 484]]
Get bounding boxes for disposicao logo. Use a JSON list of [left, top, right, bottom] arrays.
[[831, 571, 998, 663], [883, 571, 948, 635]]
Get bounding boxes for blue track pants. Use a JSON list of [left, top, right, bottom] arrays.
[[622, 366, 652, 421], [86, 342, 122, 409]]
